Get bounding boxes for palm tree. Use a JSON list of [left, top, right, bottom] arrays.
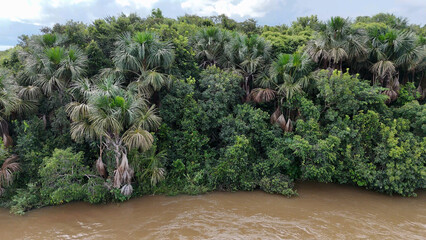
[[193, 27, 231, 68], [0, 154, 20, 196], [136, 145, 166, 187], [0, 125, 20, 195], [306, 17, 368, 71], [250, 53, 314, 132], [66, 75, 161, 196], [106, 31, 174, 100], [0, 70, 35, 147], [224, 33, 272, 101], [368, 29, 424, 102], [19, 34, 87, 97]]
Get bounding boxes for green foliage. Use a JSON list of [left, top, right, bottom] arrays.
[[85, 40, 110, 77], [39, 148, 89, 204], [220, 104, 279, 151], [259, 174, 297, 197], [394, 83, 420, 106], [265, 136, 300, 179], [9, 183, 43, 215], [262, 30, 311, 55], [316, 70, 388, 117], [85, 177, 110, 204], [212, 135, 256, 191], [0, 10, 425, 215], [393, 101, 426, 137], [198, 66, 243, 134]]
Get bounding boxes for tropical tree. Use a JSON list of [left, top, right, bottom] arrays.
[[0, 70, 35, 147], [250, 52, 314, 132], [18, 33, 87, 98], [0, 151, 19, 195], [224, 33, 271, 100], [192, 27, 231, 68], [368, 29, 425, 102], [137, 145, 167, 187], [106, 31, 174, 100], [66, 75, 161, 195], [305, 17, 368, 71]]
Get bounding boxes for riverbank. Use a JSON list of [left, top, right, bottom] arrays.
[[1, 182, 424, 239]]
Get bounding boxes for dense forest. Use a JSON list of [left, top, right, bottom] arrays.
[[0, 9, 424, 215]]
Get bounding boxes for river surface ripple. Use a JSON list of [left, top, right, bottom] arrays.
[[0, 182, 424, 240]]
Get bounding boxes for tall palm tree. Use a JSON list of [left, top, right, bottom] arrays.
[[66, 76, 161, 196], [19, 34, 87, 97], [106, 31, 174, 99], [250, 53, 314, 132], [193, 27, 231, 68], [224, 33, 272, 101], [306, 17, 368, 71], [368, 29, 424, 102], [0, 70, 35, 147]]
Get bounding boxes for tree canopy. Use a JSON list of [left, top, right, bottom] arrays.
[[0, 10, 424, 214]]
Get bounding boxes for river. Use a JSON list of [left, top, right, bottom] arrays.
[[0, 182, 424, 239]]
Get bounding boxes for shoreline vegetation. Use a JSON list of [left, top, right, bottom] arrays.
[[0, 9, 424, 215]]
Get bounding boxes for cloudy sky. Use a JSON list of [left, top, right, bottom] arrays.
[[1, 0, 425, 50]]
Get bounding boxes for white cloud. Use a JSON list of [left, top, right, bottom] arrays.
[[0, 0, 96, 24], [180, 0, 278, 18], [0, 0, 43, 23], [0, 45, 14, 51], [393, 0, 426, 23], [115, 0, 159, 9], [289, 0, 425, 24]]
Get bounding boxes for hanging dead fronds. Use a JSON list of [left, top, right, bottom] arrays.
[[277, 114, 287, 130], [270, 108, 281, 124], [96, 157, 107, 178], [248, 88, 276, 103], [285, 119, 293, 132], [0, 155, 20, 195]]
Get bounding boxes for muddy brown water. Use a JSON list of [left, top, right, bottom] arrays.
[[0, 182, 424, 240]]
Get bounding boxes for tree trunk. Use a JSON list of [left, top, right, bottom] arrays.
[[244, 76, 250, 102]]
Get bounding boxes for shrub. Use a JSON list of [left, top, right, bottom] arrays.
[[259, 174, 297, 197], [39, 148, 89, 204]]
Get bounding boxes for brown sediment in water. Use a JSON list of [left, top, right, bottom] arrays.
[[0, 182, 424, 240]]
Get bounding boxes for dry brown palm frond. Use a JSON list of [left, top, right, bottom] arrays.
[[118, 154, 129, 174], [121, 170, 132, 184], [2, 134, 13, 148], [249, 88, 276, 103], [0, 155, 20, 191], [277, 114, 287, 130], [120, 184, 133, 196], [270, 108, 281, 124], [383, 89, 398, 103], [96, 157, 107, 178], [388, 77, 400, 91], [417, 84, 426, 99], [113, 169, 122, 188], [285, 119, 293, 132]]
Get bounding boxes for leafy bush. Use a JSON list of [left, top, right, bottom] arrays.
[[212, 135, 256, 191], [259, 174, 297, 197], [39, 148, 89, 204], [9, 183, 43, 215]]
